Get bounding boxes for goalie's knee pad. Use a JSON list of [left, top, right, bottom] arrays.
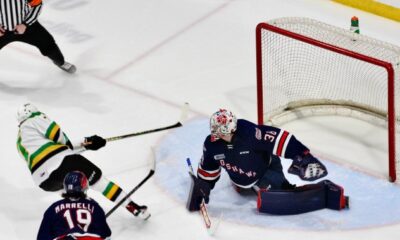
[[257, 180, 348, 215], [231, 182, 258, 196]]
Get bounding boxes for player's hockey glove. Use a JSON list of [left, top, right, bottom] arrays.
[[288, 153, 328, 181], [84, 135, 106, 150]]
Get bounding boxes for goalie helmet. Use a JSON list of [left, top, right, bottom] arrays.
[[210, 109, 237, 141], [16, 103, 39, 123], [63, 171, 89, 197]]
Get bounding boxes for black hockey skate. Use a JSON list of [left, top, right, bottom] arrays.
[[57, 61, 77, 74], [126, 201, 151, 220]]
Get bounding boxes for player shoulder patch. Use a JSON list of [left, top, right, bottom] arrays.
[[214, 154, 225, 160], [255, 127, 262, 140]]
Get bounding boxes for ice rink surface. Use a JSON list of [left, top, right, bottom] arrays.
[[1, 0, 400, 239]]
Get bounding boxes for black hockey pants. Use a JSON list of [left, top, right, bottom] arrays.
[[39, 154, 102, 192]]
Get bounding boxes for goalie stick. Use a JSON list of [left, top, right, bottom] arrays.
[[105, 102, 189, 142], [186, 158, 221, 235], [105, 152, 156, 218]]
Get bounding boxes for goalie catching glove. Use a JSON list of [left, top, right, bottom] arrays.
[[288, 152, 328, 181], [84, 135, 106, 150]]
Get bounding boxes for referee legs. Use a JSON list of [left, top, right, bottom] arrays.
[[0, 22, 76, 73], [17, 22, 65, 66]]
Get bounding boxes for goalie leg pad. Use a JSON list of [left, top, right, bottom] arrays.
[[324, 180, 348, 210], [257, 180, 348, 215], [257, 183, 325, 215], [186, 174, 211, 211]]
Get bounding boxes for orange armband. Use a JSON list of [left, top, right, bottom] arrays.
[[28, 0, 42, 7]]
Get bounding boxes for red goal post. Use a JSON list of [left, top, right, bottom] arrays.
[[256, 17, 400, 182]]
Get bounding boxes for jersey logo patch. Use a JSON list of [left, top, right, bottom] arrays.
[[214, 154, 225, 160]]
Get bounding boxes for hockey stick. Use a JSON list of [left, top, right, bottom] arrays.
[[105, 153, 156, 218], [105, 102, 189, 142], [186, 158, 220, 235], [105, 122, 182, 142]]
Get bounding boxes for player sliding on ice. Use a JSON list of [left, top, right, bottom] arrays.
[[187, 109, 348, 215], [16, 103, 150, 220]]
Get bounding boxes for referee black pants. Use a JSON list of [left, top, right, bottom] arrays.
[[0, 21, 65, 66]]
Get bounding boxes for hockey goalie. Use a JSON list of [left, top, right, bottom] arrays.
[[187, 109, 349, 215]]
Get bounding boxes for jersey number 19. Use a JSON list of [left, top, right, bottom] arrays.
[[63, 209, 92, 232]]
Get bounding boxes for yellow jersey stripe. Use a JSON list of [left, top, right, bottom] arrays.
[[30, 144, 66, 169]]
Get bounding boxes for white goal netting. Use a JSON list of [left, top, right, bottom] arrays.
[[257, 17, 400, 181]]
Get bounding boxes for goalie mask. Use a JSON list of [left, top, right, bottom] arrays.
[[17, 103, 39, 124], [210, 109, 237, 142]]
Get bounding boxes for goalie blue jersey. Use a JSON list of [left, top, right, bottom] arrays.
[[37, 197, 111, 240], [197, 119, 309, 188]]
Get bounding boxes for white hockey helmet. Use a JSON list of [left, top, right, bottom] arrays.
[[17, 103, 39, 123], [210, 109, 237, 141]]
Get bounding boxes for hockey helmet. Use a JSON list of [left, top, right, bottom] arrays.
[[16, 103, 39, 123], [63, 171, 89, 195], [210, 109, 237, 141]]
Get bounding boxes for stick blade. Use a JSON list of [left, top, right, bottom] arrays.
[[150, 146, 157, 172], [180, 102, 190, 123], [207, 212, 222, 236]]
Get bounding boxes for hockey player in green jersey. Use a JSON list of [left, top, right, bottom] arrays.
[[16, 103, 150, 220]]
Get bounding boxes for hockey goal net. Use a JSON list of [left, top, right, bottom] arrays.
[[256, 17, 400, 182]]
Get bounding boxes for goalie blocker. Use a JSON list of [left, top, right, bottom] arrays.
[[257, 180, 349, 215], [186, 172, 211, 211]]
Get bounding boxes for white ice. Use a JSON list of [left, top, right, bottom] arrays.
[[1, 0, 400, 239]]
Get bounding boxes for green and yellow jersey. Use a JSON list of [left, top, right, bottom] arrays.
[[17, 112, 84, 185]]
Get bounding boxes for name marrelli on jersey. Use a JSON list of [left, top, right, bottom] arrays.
[[54, 202, 95, 214]]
